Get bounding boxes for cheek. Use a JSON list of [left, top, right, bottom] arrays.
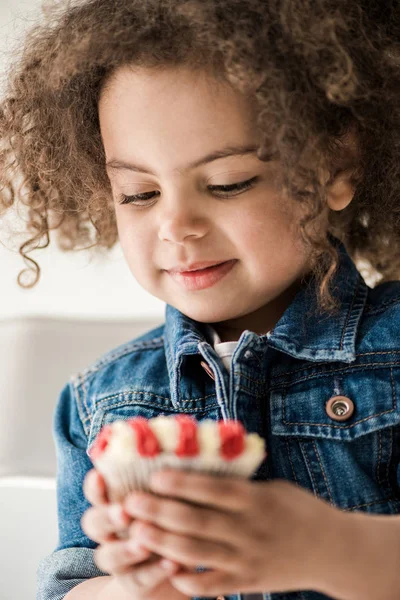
[[234, 200, 309, 277], [233, 200, 298, 252], [116, 213, 150, 267]]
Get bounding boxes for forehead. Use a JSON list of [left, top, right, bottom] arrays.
[[98, 65, 260, 149]]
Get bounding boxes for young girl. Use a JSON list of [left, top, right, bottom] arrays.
[[1, 1, 400, 599]]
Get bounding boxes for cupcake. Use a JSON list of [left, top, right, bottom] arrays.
[[88, 414, 266, 504]]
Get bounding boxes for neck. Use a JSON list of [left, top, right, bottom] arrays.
[[210, 275, 309, 343]]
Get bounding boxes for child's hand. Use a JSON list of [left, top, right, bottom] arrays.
[[123, 469, 345, 598], [81, 469, 190, 600]]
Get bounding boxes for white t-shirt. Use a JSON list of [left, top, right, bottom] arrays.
[[204, 324, 265, 600], [204, 323, 239, 373]]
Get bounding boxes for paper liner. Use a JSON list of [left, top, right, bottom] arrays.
[[93, 446, 265, 546], [94, 449, 265, 504]]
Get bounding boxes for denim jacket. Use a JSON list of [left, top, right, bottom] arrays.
[[37, 237, 400, 600]]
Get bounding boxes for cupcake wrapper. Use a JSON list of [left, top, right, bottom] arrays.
[[94, 452, 263, 504], [90, 417, 265, 552]]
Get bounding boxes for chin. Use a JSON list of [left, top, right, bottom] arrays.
[[175, 300, 240, 324]]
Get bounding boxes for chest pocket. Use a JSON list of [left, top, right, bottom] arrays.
[[268, 365, 400, 514], [86, 390, 222, 456]]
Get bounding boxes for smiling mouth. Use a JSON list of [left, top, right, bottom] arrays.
[[168, 260, 230, 274], [167, 260, 238, 291], [178, 262, 226, 274]]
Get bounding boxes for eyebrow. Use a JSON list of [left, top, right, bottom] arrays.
[[105, 144, 259, 175]]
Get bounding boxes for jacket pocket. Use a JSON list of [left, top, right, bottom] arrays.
[[86, 390, 221, 456], [269, 365, 400, 513]]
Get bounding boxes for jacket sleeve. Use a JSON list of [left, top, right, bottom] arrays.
[[36, 381, 222, 600], [36, 381, 107, 600]]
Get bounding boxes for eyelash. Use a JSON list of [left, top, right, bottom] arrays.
[[117, 176, 259, 206]]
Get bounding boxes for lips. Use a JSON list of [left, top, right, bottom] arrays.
[[167, 259, 237, 291], [168, 260, 228, 274], [179, 262, 225, 274]]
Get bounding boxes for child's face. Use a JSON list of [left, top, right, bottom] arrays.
[[99, 65, 312, 339]]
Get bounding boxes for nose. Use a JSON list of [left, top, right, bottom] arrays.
[[157, 192, 209, 244]]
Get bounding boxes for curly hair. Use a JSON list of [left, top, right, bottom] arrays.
[[0, 0, 399, 314]]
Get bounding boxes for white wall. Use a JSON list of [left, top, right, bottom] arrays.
[[0, 0, 165, 320], [2, 223, 166, 320]]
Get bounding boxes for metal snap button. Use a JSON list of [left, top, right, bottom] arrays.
[[244, 350, 253, 359], [200, 360, 215, 381], [326, 395, 355, 421]]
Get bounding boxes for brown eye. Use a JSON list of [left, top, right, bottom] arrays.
[[118, 191, 159, 205], [208, 176, 259, 197], [117, 176, 259, 206]]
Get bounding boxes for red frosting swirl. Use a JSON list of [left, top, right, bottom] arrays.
[[175, 415, 199, 457], [89, 424, 113, 460], [218, 420, 245, 460], [128, 417, 161, 457]]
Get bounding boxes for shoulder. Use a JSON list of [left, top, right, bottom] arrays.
[[53, 322, 172, 444], [73, 322, 166, 381], [363, 280, 400, 333], [364, 280, 400, 317], [359, 280, 400, 351], [68, 322, 167, 410]]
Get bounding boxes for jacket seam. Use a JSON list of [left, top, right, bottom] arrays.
[[93, 391, 218, 409], [280, 410, 397, 428], [284, 438, 301, 485], [280, 374, 397, 426], [311, 438, 334, 504], [339, 275, 361, 351], [73, 336, 165, 385], [271, 361, 400, 389], [91, 397, 221, 415], [73, 377, 92, 437], [269, 355, 400, 383], [339, 495, 400, 511], [364, 294, 400, 314], [79, 394, 223, 427]]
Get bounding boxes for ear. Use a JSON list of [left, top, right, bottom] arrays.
[[326, 168, 356, 211]]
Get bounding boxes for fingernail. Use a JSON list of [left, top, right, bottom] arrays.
[[126, 538, 145, 554], [160, 559, 177, 572], [109, 503, 126, 528]]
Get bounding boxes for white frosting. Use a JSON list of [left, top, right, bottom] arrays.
[[95, 417, 265, 474], [147, 415, 179, 452], [236, 432, 266, 468], [102, 420, 138, 463], [197, 419, 221, 456]]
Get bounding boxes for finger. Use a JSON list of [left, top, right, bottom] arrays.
[[94, 539, 152, 575], [128, 521, 237, 571], [81, 503, 132, 544], [149, 470, 250, 512], [170, 567, 239, 597], [124, 492, 238, 546], [118, 556, 180, 594], [83, 469, 109, 506]]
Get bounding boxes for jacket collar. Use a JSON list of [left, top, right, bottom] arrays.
[[164, 236, 368, 402]]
